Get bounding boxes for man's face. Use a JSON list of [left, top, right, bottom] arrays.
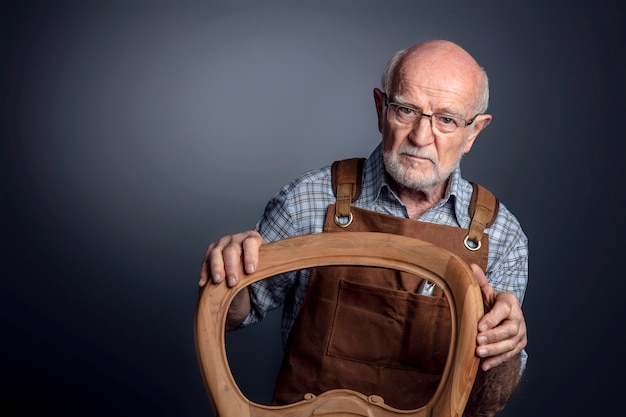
[[374, 56, 491, 192]]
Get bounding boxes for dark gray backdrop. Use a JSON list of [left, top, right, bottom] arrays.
[[2, 1, 625, 416]]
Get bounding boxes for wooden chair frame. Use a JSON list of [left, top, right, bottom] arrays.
[[195, 232, 483, 417]]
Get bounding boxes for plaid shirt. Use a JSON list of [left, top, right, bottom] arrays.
[[244, 143, 529, 367]]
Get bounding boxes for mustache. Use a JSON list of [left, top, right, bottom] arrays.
[[395, 146, 436, 164]]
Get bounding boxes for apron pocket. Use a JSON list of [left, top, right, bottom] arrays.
[[327, 279, 451, 374]]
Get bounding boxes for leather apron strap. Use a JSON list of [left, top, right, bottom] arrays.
[[331, 157, 365, 227]]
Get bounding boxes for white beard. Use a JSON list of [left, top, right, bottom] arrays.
[[382, 145, 463, 191]]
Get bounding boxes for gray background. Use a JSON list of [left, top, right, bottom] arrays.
[[2, 1, 625, 416]]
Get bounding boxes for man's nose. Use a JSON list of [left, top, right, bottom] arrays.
[[408, 115, 435, 146]]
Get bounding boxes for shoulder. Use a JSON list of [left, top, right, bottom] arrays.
[[453, 176, 527, 256], [273, 165, 334, 202], [455, 177, 525, 235], [489, 199, 528, 249], [465, 181, 528, 274], [256, 165, 335, 241]]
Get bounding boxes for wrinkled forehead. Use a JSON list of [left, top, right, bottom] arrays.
[[390, 47, 483, 111]]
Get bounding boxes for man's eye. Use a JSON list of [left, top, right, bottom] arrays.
[[437, 115, 457, 126], [398, 106, 414, 115]]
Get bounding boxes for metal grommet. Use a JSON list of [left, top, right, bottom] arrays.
[[463, 235, 481, 251], [334, 212, 353, 228]]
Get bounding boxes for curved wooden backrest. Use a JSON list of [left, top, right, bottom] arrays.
[[195, 232, 483, 417]]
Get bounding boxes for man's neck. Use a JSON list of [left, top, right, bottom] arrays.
[[392, 179, 448, 219]]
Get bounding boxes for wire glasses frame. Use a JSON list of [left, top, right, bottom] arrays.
[[384, 97, 479, 134]]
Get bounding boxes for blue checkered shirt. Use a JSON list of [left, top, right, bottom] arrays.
[[243, 144, 529, 368]]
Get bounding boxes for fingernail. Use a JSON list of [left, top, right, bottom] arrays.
[[227, 276, 236, 286], [246, 263, 255, 273], [212, 273, 221, 283], [478, 348, 488, 357], [477, 336, 487, 345]]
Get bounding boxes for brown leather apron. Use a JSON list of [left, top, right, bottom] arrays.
[[272, 158, 498, 410]]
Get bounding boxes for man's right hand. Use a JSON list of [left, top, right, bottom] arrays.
[[199, 230, 266, 287]]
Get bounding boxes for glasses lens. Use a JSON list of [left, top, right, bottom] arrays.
[[389, 104, 417, 124], [433, 114, 460, 133]]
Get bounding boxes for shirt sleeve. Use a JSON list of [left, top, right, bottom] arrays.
[[238, 186, 300, 327], [239, 167, 333, 328], [485, 206, 529, 305], [484, 202, 530, 372]]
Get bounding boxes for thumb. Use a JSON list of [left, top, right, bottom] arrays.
[[470, 263, 496, 308]]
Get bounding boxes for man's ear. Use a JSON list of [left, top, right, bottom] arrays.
[[463, 114, 492, 153], [373, 88, 386, 133]]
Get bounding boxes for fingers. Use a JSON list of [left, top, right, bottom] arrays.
[[475, 292, 527, 371], [477, 318, 524, 356], [241, 235, 264, 274], [478, 292, 521, 333], [477, 342, 520, 371], [221, 238, 245, 286], [199, 241, 227, 287], [199, 230, 265, 287], [477, 322, 527, 371], [468, 264, 527, 371]]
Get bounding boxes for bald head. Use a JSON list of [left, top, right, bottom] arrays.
[[381, 40, 489, 114]]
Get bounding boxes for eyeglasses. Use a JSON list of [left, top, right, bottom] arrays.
[[384, 98, 478, 134]]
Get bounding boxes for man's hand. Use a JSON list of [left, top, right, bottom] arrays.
[[198, 230, 265, 331], [199, 230, 266, 287], [470, 264, 527, 372]]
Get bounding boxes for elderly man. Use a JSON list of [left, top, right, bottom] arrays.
[[200, 40, 528, 416]]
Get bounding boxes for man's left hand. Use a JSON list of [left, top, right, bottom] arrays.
[[470, 264, 527, 371]]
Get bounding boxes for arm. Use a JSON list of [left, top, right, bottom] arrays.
[[465, 354, 522, 417], [465, 264, 527, 417], [224, 288, 251, 332]]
